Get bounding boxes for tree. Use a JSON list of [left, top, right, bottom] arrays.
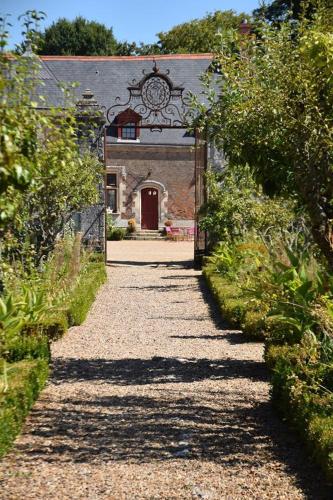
[[115, 41, 162, 56], [253, 0, 329, 23], [37, 16, 117, 56], [0, 14, 102, 265], [196, 9, 333, 269], [156, 10, 250, 54]]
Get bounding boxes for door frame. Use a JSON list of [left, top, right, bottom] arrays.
[[140, 186, 159, 230]]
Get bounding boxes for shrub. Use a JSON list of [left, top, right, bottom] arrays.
[[67, 261, 106, 326], [127, 218, 136, 233], [0, 359, 49, 458], [5, 333, 50, 363], [203, 264, 266, 340], [107, 227, 126, 240]]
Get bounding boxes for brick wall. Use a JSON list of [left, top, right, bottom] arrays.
[[106, 144, 195, 221]]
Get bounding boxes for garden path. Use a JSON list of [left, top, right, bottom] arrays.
[[0, 241, 331, 499]]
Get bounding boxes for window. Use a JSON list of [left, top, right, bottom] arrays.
[[106, 173, 118, 212], [121, 122, 136, 140], [116, 108, 141, 141]]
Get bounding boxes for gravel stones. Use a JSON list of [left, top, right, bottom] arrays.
[[0, 241, 331, 499]]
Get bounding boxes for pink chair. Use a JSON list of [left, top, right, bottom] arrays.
[[186, 227, 195, 240]]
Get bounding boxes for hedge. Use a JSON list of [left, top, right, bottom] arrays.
[[203, 262, 333, 481], [0, 359, 49, 458], [0, 258, 107, 458], [67, 261, 107, 326], [203, 264, 266, 340], [266, 343, 333, 481]]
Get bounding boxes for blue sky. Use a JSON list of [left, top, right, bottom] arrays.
[[1, 0, 260, 49]]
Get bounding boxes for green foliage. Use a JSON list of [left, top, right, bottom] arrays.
[[0, 359, 49, 458], [37, 16, 117, 55], [1, 14, 102, 265], [67, 261, 106, 326], [197, 10, 333, 269], [106, 216, 126, 240], [157, 10, 249, 54], [200, 168, 299, 248], [253, 0, 329, 23], [203, 262, 267, 340], [265, 336, 333, 479], [205, 237, 333, 478]]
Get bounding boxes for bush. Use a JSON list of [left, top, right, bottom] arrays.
[[0, 359, 49, 458], [5, 333, 50, 363], [107, 227, 126, 240], [203, 264, 266, 340], [265, 338, 333, 480], [67, 261, 107, 326], [127, 218, 136, 233]]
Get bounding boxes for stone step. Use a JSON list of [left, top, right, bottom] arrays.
[[125, 235, 166, 240], [137, 230, 161, 234]]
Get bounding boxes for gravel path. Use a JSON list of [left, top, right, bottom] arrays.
[[0, 241, 332, 499]]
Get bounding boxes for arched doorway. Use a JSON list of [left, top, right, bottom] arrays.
[[141, 187, 159, 230]]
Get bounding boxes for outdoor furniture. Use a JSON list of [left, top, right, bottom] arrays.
[[165, 226, 182, 241], [185, 227, 195, 240]]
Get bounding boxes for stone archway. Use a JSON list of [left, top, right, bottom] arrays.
[[133, 180, 168, 229]]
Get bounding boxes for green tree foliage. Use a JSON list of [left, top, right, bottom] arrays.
[[253, 0, 330, 23], [0, 13, 46, 228], [0, 16, 101, 264], [253, 0, 309, 22], [201, 167, 299, 247], [196, 9, 333, 269], [157, 10, 250, 54], [115, 41, 162, 56], [37, 16, 117, 55]]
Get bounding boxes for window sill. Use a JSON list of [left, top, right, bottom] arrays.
[[106, 209, 120, 215], [117, 138, 140, 143]]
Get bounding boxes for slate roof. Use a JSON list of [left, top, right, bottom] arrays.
[[38, 54, 213, 145]]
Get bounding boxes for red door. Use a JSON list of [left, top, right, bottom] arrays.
[[141, 188, 158, 229]]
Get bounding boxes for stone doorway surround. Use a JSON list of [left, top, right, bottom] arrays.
[[133, 180, 168, 229]]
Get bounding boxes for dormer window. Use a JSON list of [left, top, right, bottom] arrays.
[[121, 122, 136, 140], [116, 108, 141, 142]]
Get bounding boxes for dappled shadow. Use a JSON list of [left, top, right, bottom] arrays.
[[51, 356, 269, 386], [195, 274, 251, 345], [121, 283, 197, 293], [15, 381, 332, 498], [170, 334, 231, 340]]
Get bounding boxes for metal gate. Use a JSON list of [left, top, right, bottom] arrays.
[[194, 128, 208, 268], [104, 60, 208, 266]]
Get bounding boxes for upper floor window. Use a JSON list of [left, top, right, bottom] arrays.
[[116, 108, 141, 142], [121, 122, 136, 140]]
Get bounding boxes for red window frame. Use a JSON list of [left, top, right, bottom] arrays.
[[117, 108, 141, 140]]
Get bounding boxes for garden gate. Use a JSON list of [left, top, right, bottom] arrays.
[[104, 60, 208, 266]]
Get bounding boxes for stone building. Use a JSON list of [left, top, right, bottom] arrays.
[[39, 54, 212, 234]]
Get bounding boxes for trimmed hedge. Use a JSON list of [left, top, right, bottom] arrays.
[[107, 227, 126, 241], [0, 258, 107, 459], [67, 261, 107, 326], [203, 264, 266, 340], [266, 343, 333, 480], [204, 261, 333, 481], [0, 359, 49, 458]]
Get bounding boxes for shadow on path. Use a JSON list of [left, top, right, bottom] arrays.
[[14, 356, 331, 499], [106, 259, 193, 268], [51, 356, 269, 385]]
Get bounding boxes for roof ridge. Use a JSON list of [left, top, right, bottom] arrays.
[[40, 53, 213, 61]]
